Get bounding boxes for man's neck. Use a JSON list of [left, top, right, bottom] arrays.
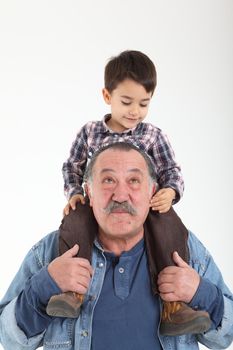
[[98, 230, 144, 256]]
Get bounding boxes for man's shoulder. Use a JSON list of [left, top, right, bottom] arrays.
[[187, 231, 206, 252], [187, 231, 210, 270], [31, 230, 59, 268]]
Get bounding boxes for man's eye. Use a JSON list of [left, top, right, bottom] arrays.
[[121, 101, 131, 106], [103, 178, 114, 184], [140, 104, 148, 108], [129, 178, 140, 184]]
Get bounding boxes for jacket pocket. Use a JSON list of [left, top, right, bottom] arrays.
[[43, 318, 75, 349]]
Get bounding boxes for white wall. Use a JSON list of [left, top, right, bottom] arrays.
[[0, 0, 232, 349]]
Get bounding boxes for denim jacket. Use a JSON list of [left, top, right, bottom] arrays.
[[0, 230, 233, 350]]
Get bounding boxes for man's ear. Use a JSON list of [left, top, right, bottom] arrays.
[[85, 183, 93, 207], [102, 88, 111, 105], [151, 182, 157, 198]]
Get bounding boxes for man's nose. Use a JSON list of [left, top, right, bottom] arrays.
[[111, 182, 130, 203]]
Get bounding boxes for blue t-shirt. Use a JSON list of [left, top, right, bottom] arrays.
[[91, 239, 162, 350]]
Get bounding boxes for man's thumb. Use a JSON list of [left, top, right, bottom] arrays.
[[172, 251, 188, 268], [62, 244, 79, 258]]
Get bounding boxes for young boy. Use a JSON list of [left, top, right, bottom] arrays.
[[46, 50, 211, 336]]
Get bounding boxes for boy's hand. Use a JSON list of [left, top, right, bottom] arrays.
[[63, 194, 85, 216], [150, 188, 176, 213]]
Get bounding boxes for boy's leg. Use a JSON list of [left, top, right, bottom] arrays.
[[46, 200, 97, 318], [144, 208, 211, 336]]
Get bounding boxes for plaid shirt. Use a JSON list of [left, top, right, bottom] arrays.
[[62, 115, 184, 202]]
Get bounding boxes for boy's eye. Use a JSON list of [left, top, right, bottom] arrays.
[[121, 101, 148, 108]]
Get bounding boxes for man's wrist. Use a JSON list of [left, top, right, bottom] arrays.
[[31, 266, 62, 305]]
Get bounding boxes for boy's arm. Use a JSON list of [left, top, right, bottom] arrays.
[[150, 187, 176, 213], [152, 130, 184, 203], [62, 124, 89, 199]]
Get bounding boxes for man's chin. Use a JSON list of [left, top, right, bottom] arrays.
[[109, 215, 132, 227], [108, 221, 135, 236]]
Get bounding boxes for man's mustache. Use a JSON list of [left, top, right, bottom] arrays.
[[103, 201, 137, 216]]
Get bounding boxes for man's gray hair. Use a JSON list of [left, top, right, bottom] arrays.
[[84, 142, 157, 184]]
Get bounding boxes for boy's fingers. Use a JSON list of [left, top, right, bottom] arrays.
[[71, 202, 76, 210], [63, 204, 70, 216], [80, 196, 85, 205]]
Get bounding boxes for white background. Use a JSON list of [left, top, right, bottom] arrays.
[[0, 1, 232, 349]]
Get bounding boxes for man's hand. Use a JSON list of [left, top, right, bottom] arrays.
[[157, 251, 200, 303], [63, 194, 85, 216], [150, 188, 176, 213], [47, 244, 93, 294]]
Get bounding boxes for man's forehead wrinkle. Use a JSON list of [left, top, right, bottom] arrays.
[[93, 149, 149, 176]]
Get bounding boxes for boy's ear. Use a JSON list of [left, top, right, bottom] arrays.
[[102, 88, 111, 104]]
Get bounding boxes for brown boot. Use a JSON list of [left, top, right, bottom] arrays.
[[46, 292, 84, 318], [160, 301, 211, 336]]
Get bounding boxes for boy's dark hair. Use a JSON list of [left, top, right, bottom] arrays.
[[104, 50, 157, 95]]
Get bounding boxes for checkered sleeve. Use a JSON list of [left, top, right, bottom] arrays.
[[62, 125, 89, 199], [152, 130, 184, 203]]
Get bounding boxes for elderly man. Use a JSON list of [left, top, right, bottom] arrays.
[[0, 142, 233, 350]]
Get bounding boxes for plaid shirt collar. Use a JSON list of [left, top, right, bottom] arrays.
[[102, 114, 140, 136]]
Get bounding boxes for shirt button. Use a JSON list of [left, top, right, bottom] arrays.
[[98, 262, 104, 268], [88, 151, 92, 156], [81, 330, 88, 337], [119, 267, 124, 273]]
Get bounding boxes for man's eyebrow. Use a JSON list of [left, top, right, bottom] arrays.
[[100, 168, 115, 174], [100, 168, 143, 175], [120, 95, 151, 102]]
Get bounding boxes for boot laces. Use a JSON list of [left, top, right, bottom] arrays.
[[162, 301, 182, 321], [73, 292, 85, 304]]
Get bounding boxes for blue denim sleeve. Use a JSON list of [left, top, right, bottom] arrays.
[[189, 277, 224, 330], [15, 266, 62, 338]]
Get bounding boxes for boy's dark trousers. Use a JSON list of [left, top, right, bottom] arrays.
[[46, 202, 211, 336]]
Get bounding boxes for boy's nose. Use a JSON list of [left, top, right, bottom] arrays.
[[129, 107, 138, 117]]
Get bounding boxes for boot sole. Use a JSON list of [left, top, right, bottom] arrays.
[[160, 316, 211, 336], [46, 299, 81, 318]]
